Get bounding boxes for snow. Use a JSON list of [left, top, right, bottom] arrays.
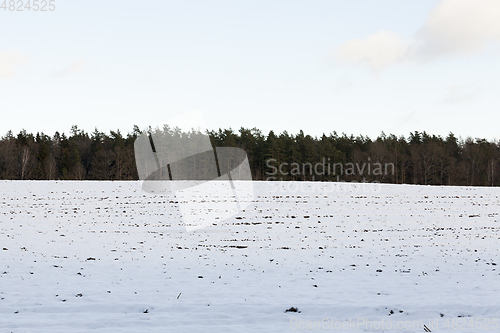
[[0, 180, 499, 332]]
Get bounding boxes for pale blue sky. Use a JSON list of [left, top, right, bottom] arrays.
[[1, 0, 499, 140]]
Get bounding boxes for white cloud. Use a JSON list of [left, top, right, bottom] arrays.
[[52, 60, 85, 78], [335, 0, 500, 70], [0, 49, 29, 79], [443, 85, 481, 104], [419, 0, 500, 57], [335, 31, 412, 70], [332, 76, 353, 92], [387, 111, 416, 133]]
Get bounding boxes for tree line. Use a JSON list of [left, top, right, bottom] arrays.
[[0, 125, 499, 186]]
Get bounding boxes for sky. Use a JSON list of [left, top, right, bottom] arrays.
[[0, 0, 499, 140]]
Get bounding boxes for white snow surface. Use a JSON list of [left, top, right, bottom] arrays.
[[0, 180, 499, 332]]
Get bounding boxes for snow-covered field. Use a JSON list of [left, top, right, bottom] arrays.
[[0, 181, 499, 332]]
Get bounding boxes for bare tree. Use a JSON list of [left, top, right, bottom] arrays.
[[20, 146, 31, 180]]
